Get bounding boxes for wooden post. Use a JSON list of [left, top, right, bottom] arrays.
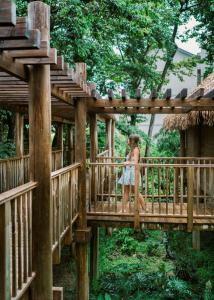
[[15, 112, 24, 157], [192, 231, 200, 250], [28, 2, 53, 299], [0, 202, 11, 300], [105, 119, 112, 156], [111, 120, 115, 158], [67, 125, 74, 165], [174, 166, 179, 203], [180, 130, 186, 157], [134, 164, 140, 229], [56, 123, 64, 167], [75, 97, 89, 300], [187, 166, 194, 232], [90, 114, 97, 205], [15, 112, 24, 185], [90, 226, 99, 282]]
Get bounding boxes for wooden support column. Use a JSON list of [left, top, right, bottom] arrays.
[[0, 202, 11, 300], [15, 112, 24, 185], [105, 119, 112, 156], [28, 2, 53, 299], [90, 227, 99, 282], [75, 97, 90, 300], [56, 123, 64, 167], [15, 112, 24, 157], [192, 231, 200, 250], [187, 166, 194, 232], [111, 120, 115, 158], [90, 114, 97, 204], [180, 130, 186, 157], [67, 125, 74, 164]]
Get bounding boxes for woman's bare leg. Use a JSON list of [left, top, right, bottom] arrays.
[[131, 186, 146, 211], [138, 193, 146, 210], [123, 185, 130, 212]]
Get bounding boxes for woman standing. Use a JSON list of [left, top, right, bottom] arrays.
[[118, 134, 146, 213]]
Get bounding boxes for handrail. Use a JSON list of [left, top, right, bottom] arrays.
[[51, 163, 80, 178], [0, 154, 29, 162], [97, 150, 109, 157], [0, 181, 38, 205], [96, 156, 214, 160], [89, 162, 214, 168]]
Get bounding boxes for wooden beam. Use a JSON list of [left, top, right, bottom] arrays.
[[204, 88, 214, 99], [0, 52, 27, 81], [121, 89, 127, 101], [0, 17, 29, 39], [87, 98, 214, 109], [163, 89, 171, 100], [136, 88, 141, 100], [15, 48, 57, 65], [188, 88, 204, 99], [51, 55, 64, 70], [150, 88, 158, 100], [89, 107, 191, 114], [28, 2, 53, 299], [0, 29, 41, 50], [0, 0, 16, 26], [175, 88, 188, 100], [8, 40, 50, 58]]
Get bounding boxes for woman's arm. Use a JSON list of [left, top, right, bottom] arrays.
[[133, 148, 140, 164]]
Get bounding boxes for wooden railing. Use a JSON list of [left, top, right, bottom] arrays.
[[0, 150, 64, 193], [88, 162, 214, 228], [96, 156, 214, 164], [96, 149, 110, 159], [51, 163, 80, 262], [0, 155, 29, 193], [0, 182, 37, 300], [52, 149, 63, 171]]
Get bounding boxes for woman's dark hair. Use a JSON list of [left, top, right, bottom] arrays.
[[128, 134, 140, 145]]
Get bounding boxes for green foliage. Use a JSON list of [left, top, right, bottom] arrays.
[[153, 129, 180, 157], [0, 141, 16, 158], [91, 228, 214, 299]]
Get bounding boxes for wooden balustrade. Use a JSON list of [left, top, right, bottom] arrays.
[[0, 150, 64, 193], [88, 162, 214, 226], [51, 163, 80, 263], [0, 163, 80, 298], [96, 156, 214, 164], [0, 182, 37, 300]]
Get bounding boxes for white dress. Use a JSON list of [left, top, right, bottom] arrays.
[[118, 154, 142, 186]]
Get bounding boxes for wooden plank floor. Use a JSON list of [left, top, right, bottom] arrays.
[[88, 201, 214, 216], [87, 201, 214, 230]]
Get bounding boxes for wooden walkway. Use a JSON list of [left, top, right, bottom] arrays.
[[87, 202, 214, 230]]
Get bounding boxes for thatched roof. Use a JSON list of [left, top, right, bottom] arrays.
[[163, 111, 214, 130], [190, 72, 214, 96], [164, 72, 214, 131]]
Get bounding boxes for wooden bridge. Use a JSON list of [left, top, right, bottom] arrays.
[[0, 1, 214, 300]]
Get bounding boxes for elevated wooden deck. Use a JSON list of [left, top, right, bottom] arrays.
[[87, 202, 214, 230], [87, 158, 214, 231]]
